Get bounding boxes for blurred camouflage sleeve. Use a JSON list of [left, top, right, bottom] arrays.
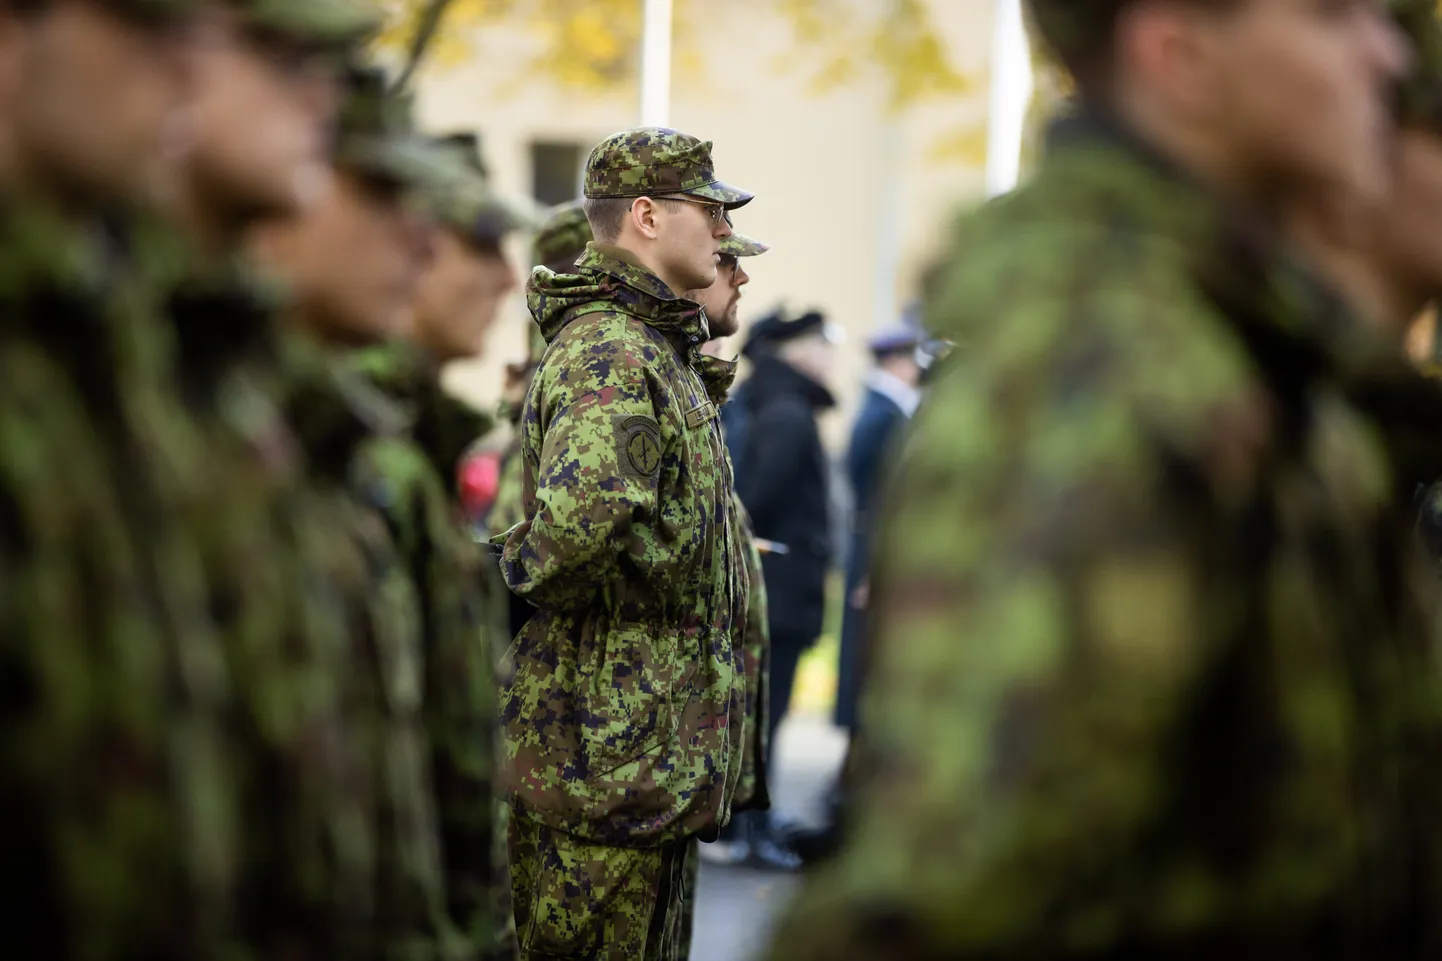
[[768, 305, 1217, 959], [501, 318, 663, 610]]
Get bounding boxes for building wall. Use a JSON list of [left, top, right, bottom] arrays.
[[413, 0, 994, 445]]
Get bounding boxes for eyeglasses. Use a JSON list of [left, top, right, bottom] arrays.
[[718, 253, 740, 272], [654, 195, 727, 227]]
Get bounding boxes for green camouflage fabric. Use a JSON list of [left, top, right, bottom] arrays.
[[508, 818, 694, 960], [434, 132, 539, 243], [532, 200, 592, 270], [147, 233, 459, 959], [583, 127, 753, 208], [729, 493, 771, 813], [0, 199, 253, 961], [498, 240, 748, 847], [718, 230, 768, 257], [347, 343, 509, 959], [238, 0, 380, 44], [1393, 0, 1442, 129], [767, 108, 1442, 960], [280, 339, 480, 959]]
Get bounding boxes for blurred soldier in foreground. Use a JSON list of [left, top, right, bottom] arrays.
[[767, 0, 1442, 958], [497, 127, 752, 960], [251, 67, 502, 958], [0, 3, 209, 955], [692, 230, 796, 880], [349, 126, 531, 961]]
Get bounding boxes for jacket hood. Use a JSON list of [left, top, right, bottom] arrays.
[[742, 352, 836, 411], [351, 341, 496, 477], [526, 241, 709, 351]]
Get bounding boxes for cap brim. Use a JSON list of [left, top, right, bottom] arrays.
[[686, 179, 754, 210], [720, 232, 769, 257], [343, 136, 470, 191]]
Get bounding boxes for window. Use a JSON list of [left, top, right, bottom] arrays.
[[530, 141, 585, 206]]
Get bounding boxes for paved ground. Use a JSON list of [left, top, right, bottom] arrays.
[[689, 717, 849, 961]]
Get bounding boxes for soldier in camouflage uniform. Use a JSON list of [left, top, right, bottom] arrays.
[[680, 227, 778, 954], [767, 1, 1442, 959], [251, 66, 506, 958], [0, 3, 216, 955], [691, 227, 785, 875], [349, 126, 535, 961], [497, 128, 753, 960]]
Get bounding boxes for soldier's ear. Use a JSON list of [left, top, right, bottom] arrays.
[[630, 196, 662, 240]]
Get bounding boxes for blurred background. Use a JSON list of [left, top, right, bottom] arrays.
[[376, 0, 1056, 443]]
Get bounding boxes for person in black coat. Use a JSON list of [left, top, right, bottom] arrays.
[[729, 310, 839, 753], [834, 322, 924, 732]]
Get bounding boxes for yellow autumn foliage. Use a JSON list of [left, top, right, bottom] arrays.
[[379, 0, 975, 110]]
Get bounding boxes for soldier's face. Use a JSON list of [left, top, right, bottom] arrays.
[[1192, 0, 1407, 202], [412, 228, 520, 362], [687, 256, 750, 339], [655, 197, 731, 294], [6, 1, 194, 205], [184, 9, 339, 220], [1372, 127, 1442, 305], [254, 168, 429, 345]]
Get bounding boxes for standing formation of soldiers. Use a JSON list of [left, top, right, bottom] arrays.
[[23, 0, 1442, 959]]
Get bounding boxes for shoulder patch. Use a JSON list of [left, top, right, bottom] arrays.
[[615, 414, 663, 478]]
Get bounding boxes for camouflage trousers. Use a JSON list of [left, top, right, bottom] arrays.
[[508, 816, 695, 960]]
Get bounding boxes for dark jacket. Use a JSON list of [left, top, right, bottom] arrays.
[[732, 353, 836, 645], [835, 385, 909, 730]]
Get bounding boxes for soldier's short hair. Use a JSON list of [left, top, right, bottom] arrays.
[[582, 195, 686, 243], [582, 196, 631, 243]]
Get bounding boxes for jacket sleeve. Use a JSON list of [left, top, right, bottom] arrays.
[[766, 330, 1217, 959], [500, 321, 662, 611], [735, 395, 812, 532]]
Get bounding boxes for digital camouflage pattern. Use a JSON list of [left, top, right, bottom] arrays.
[[583, 127, 753, 208], [492, 205, 595, 538], [349, 342, 509, 960], [499, 241, 748, 847], [718, 230, 769, 258], [508, 818, 694, 960], [767, 109, 1442, 959]]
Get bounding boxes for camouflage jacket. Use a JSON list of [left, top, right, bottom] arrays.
[[499, 242, 747, 846], [349, 342, 506, 958], [731, 492, 771, 813], [769, 109, 1442, 959]]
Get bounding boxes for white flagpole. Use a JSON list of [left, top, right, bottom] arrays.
[[639, 0, 674, 126], [985, 0, 1034, 197]]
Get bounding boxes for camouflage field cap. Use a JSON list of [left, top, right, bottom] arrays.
[[1392, 0, 1442, 130], [719, 231, 768, 258], [430, 132, 540, 243], [584, 127, 754, 209], [531, 201, 593, 268], [237, 0, 381, 45], [335, 67, 476, 197]]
